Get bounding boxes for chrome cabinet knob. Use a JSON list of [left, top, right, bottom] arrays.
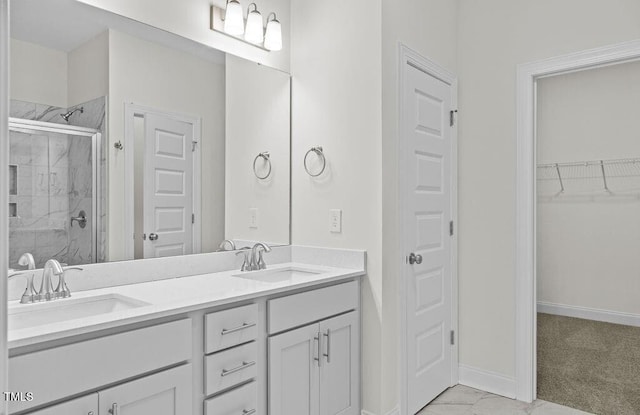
[[408, 253, 423, 265], [148, 233, 159, 241]]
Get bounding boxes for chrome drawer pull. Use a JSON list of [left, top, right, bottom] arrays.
[[314, 333, 321, 367], [221, 360, 256, 377], [221, 322, 256, 335], [242, 410, 257, 415], [323, 329, 331, 363], [108, 403, 118, 415]]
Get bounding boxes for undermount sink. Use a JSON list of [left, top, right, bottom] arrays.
[[8, 293, 150, 331], [232, 266, 323, 283]]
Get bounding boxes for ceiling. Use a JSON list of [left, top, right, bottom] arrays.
[[10, 0, 226, 63]]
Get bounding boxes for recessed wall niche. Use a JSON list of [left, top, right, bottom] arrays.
[[9, 165, 16, 195]]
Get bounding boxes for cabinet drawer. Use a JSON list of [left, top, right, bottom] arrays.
[[204, 381, 258, 415], [268, 281, 358, 334], [23, 393, 97, 415], [205, 304, 258, 354], [204, 342, 258, 396], [9, 319, 192, 413]]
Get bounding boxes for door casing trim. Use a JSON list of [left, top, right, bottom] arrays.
[[515, 38, 640, 402], [397, 43, 459, 415], [124, 103, 202, 259]]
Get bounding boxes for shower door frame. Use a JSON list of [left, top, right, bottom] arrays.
[[8, 118, 102, 265]]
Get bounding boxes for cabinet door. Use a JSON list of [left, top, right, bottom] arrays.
[[99, 364, 192, 415], [319, 312, 359, 415], [269, 324, 320, 415], [25, 394, 97, 415]]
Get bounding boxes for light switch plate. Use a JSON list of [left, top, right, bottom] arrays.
[[249, 208, 258, 229], [330, 209, 342, 233]]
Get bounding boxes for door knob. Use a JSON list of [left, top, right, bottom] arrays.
[[149, 233, 159, 241], [408, 253, 423, 265]]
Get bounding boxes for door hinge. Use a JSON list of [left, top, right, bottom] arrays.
[[450, 330, 455, 345], [450, 109, 458, 127], [192, 213, 195, 224], [449, 220, 454, 236], [192, 140, 198, 152]]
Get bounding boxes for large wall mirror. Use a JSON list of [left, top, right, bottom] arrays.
[[8, 0, 291, 269]]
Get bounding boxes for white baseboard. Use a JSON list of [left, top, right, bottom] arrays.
[[459, 364, 516, 399], [537, 301, 640, 327]]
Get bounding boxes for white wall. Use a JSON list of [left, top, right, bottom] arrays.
[[380, 0, 458, 412], [537, 61, 640, 316], [457, 0, 640, 380], [10, 38, 67, 108], [107, 30, 226, 260], [77, 0, 290, 73], [225, 55, 290, 245], [68, 31, 109, 107], [290, 0, 382, 412]]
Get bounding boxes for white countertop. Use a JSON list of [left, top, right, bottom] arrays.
[[8, 262, 364, 350]]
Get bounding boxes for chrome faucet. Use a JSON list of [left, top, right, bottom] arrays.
[[250, 243, 272, 271], [235, 243, 272, 272], [8, 257, 82, 304], [41, 259, 64, 301]]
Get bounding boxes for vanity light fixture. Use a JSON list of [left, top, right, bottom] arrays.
[[223, 0, 245, 36], [210, 3, 282, 52], [264, 13, 282, 51], [244, 3, 264, 45]]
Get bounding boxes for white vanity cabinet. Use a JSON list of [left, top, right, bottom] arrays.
[[268, 281, 360, 415], [9, 276, 362, 415]]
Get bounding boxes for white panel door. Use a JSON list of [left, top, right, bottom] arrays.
[[269, 323, 320, 415], [99, 364, 192, 415], [404, 64, 453, 414], [26, 394, 97, 415], [319, 312, 359, 415], [144, 114, 193, 258]]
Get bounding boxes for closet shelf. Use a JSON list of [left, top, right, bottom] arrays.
[[537, 158, 640, 193]]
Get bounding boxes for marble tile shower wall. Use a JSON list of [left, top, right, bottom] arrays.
[[9, 97, 106, 268]]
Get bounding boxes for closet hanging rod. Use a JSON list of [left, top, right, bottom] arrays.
[[537, 157, 640, 169]]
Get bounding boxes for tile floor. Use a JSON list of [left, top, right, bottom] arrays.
[[419, 385, 592, 415]]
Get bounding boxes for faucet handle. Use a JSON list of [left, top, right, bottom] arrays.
[[8, 271, 38, 304], [54, 267, 83, 299], [257, 250, 268, 270], [235, 249, 252, 272]]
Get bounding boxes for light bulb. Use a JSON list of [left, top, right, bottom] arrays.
[[224, 0, 244, 36], [264, 14, 282, 51], [245, 5, 264, 44]]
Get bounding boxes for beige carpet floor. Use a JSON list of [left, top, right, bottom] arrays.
[[537, 313, 640, 415]]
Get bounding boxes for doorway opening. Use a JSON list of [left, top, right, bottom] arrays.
[[536, 61, 640, 413], [515, 40, 640, 406]]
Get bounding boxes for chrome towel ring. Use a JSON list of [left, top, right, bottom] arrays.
[[304, 146, 326, 177], [253, 151, 272, 180]]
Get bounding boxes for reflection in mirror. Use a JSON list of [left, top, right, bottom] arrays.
[[8, 0, 291, 268]]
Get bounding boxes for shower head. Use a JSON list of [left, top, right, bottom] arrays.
[[60, 107, 84, 122]]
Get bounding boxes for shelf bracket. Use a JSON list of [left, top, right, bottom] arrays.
[[554, 163, 565, 193], [600, 160, 609, 192]]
